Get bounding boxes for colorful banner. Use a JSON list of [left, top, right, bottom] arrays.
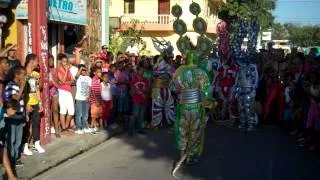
[[16, 0, 87, 25]]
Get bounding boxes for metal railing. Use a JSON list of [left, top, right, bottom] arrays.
[[120, 14, 174, 25]]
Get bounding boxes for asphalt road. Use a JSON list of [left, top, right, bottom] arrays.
[[33, 124, 320, 180]]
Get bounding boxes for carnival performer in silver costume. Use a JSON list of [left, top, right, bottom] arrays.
[[232, 20, 260, 131], [235, 62, 259, 131]]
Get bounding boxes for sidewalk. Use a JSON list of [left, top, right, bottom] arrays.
[[0, 128, 121, 179]]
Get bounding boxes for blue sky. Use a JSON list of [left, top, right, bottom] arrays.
[[273, 0, 320, 25]]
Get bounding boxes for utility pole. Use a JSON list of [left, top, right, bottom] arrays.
[[28, 0, 51, 145], [102, 0, 110, 46]]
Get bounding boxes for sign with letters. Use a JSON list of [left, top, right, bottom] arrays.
[[16, 0, 87, 25]]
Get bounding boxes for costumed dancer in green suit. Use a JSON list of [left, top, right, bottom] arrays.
[[171, 3, 214, 177]]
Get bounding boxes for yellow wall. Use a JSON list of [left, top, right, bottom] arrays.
[[110, 0, 221, 55], [109, 0, 124, 17], [110, 0, 158, 17], [4, 9, 17, 45]]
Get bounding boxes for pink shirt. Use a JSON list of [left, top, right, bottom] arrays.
[[57, 67, 73, 93], [114, 70, 129, 92]]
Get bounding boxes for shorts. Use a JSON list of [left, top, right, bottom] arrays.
[[91, 103, 103, 119], [58, 89, 75, 116]]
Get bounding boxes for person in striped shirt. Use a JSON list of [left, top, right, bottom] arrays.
[[4, 65, 26, 168], [89, 66, 103, 132]]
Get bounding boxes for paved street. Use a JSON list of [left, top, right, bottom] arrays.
[[33, 124, 320, 180]]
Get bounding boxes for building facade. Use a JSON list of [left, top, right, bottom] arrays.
[[109, 0, 226, 55]]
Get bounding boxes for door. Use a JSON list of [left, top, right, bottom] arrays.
[[158, 0, 170, 24]]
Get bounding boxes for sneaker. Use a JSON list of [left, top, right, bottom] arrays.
[[75, 129, 84, 135], [35, 141, 45, 153], [23, 144, 33, 156], [84, 128, 93, 134], [89, 128, 96, 133], [16, 160, 24, 167]]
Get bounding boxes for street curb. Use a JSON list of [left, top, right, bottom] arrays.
[[28, 133, 111, 179], [0, 128, 123, 180]]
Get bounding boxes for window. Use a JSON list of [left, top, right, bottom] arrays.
[[124, 0, 135, 14]]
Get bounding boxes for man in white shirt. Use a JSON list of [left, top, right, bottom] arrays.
[[126, 40, 139, 57], [126, 40, 139, 66]]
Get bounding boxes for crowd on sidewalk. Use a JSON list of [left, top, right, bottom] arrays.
[[0, 37, 319, 179]]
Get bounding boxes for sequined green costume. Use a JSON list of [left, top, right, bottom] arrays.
[[171, 2, 213, 166], [174, 52, 211, 164]]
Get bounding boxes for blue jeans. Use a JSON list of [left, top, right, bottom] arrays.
[[108, 100, 117, 126], [75, 100, 89, 130], [6, 123, 23, 167], [129, 103, 146, 133]]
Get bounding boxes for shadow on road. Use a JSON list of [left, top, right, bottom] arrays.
[[112, 122, 320, 180]]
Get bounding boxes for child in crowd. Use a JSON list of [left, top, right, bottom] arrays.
[[90, 66, 103, 132], [129, 66, 149, 136], [75, 65, 92, 134], [101, 72, 112, 129], [4, 66, 26, 168], [107, 64, 118, 129], [114, 62, 130, 128], [1, 99, 25, 180]]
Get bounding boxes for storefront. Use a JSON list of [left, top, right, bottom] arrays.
[[16, 0, 87, 64], [15, 0, 87, 145]]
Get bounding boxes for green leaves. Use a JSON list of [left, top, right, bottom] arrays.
[[284, 24, 320, 47], [218, 0, 276, 29]]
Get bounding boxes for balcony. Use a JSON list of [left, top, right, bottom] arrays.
[[119, 14, 174, 31], [119, 14, 220, 34]]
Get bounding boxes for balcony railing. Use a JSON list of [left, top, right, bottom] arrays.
[[120, 14, 174, 25], [119, 14, 220, 33]]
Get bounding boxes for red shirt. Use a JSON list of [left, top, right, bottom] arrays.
[[90, 76, 102, 104], [56, 67, 73, 92], [218, 64, 239, 87], [131, 75, 149, 104]]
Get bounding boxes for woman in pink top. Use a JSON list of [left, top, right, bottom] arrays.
[[56, 54, 75, 132], [49, 55, 62, 137]]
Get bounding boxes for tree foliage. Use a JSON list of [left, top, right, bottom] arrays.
[[271, 23, 289, 40], [284, 24, 320, 47], [109, 19, 151, 55], [218, 0, 276, 30]]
